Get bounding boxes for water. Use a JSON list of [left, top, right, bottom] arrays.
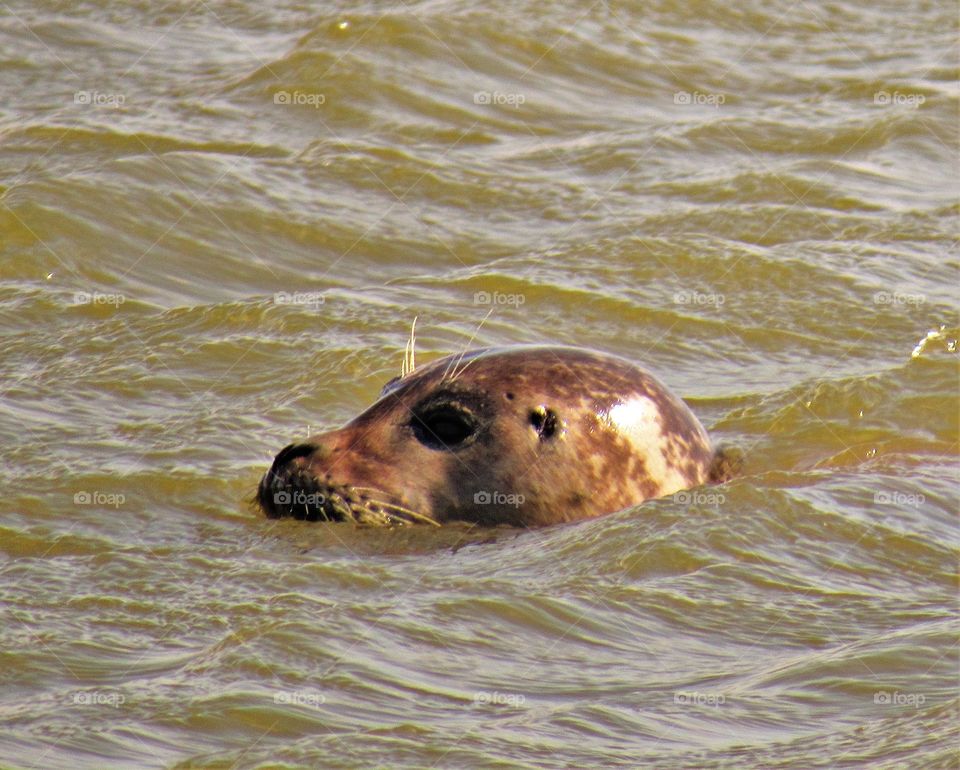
[[1, 0, 958, 767]]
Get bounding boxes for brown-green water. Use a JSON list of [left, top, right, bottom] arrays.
[[1, 1, 958, 768]]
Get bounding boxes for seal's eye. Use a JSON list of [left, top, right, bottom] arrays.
[[529, 406, 559, 440], [411, 405, 477, 450]]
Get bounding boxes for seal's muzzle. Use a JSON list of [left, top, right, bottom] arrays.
[[257, 443, 339, 521], [258, 442, 434, 525]]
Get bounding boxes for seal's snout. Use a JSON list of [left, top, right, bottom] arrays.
[[257, 437, 439, 526], [257, 442, 329, 520]]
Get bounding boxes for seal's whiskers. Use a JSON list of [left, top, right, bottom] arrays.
[[401, 316, 418, 378], [350, 486, 441, 526], [374, 501, 441, 526], [445, 308, 493, 382]]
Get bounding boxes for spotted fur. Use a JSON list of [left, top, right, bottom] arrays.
[[257, 346, 721, 527]]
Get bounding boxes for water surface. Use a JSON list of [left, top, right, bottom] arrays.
[[1, 0, 957, 767]]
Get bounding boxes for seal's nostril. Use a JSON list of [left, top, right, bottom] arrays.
[[272, 442, 316, 470]]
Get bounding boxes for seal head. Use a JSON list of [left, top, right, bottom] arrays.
[[257, 346, 717, 527]]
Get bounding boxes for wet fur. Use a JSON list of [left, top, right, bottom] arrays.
[[258, 346, 732, 527]]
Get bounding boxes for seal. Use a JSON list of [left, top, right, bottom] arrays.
[[257, 345, 727, 527]]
